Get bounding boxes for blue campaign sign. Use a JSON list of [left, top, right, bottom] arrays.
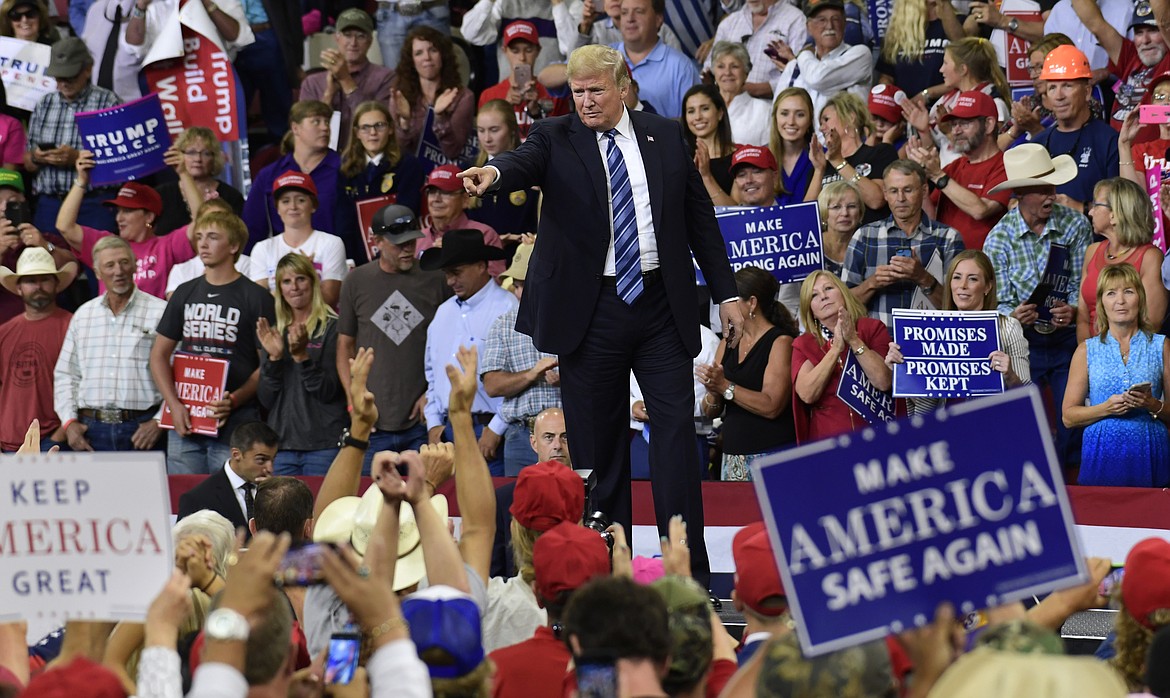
[[417, 107, 479, 173], [892, 309, 1004, 398], [75, 93, 171, 187], [714, 202, 823, 285], [836, 350, 896, 424], [1034, 243, 1071, 324], [751, 386, 1087, 657]]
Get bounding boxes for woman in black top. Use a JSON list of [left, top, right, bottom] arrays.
[[696, 267, 799, 481]]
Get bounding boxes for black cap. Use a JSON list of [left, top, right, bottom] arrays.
[[804, 0, 846, 17], [370, 204, 424, 244]]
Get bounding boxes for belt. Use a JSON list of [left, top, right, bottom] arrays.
[[378, 0, 444, 15], [79, 406, 156, 424], [471, 412, 494, 426], [250, 21, 271, 32], [600, 267, 662, 287]]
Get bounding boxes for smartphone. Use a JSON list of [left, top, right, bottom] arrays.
[[3, 200, 28, 227], [891, 248, 912, 260], [1129, 381, 1153, 394], [764, 44, 781, 61], [1099, 567, 1124, 599], [593, 0, 606, 13], [513, 63, 532, 88], [274, 541, 339, 587], [324, 631, 362, 684], [37, 142, 56, 151], [576, 653, 618, 698], [1140, 104, 1170, 125]]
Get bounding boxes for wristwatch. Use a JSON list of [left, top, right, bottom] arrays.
[[1007, 17, 1020, 32], [921, 277, 939, 294], [933, 174, 951, 190], [337, 427, 369, 451], [723, 383, 736, 401], [852, 344, 867, 357], [205, 608, 249, 642]]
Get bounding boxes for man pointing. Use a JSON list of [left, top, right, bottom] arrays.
[[460, 45, 741, 584]]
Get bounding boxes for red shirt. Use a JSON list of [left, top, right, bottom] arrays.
[[478, 79, 570, 141], [0, 307, 72, 450], [1109, 39, 1170, 139], [933, 152, 1011, 250], [490, 625, 570, 698], [1132, 138, 1170, 176]]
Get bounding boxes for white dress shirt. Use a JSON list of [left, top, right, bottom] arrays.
[[222, 460, 251, 522], [772, 42, 873, 121], [599, 107, 660, 275]]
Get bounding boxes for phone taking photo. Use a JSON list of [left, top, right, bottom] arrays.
[[324, 631, 362, 684], [274, 542, 339, 587], [576, 653, 618, 698], [513, 64, 532, 89]]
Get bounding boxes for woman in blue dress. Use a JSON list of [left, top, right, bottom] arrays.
[[1064, 264, 1170, 487]]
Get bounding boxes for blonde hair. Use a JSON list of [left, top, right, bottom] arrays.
[[566, 44, 630, 91], [174, 127, 226, 177], [273, 253, 336, 338], [946, 37, 1011, 102], [1105, 177, 1156, 248], [798, 270, 868, 343], [281, 100, 332, 154], [941, 250, 999, 311], [473, 99, 521, 167], [823, 92, 875, 140], [1095, 264, 1155, 338], [193, 210, 248, 263], [881, 0, 927, 62], [341, 101, 400, 178], [770, 87, 815, 160], [428, 657, 495, 698], [1112, 598, 1170, 691], [817, 180, 862, 224], [511, 518, 540, 586]]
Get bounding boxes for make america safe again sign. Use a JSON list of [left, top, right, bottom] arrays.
[[0, 452, 173, 622], [752, 386, 1086, 656]]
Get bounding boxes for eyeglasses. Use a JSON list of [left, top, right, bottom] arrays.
[[1026, 63, 1044, 77], [1153, 92, 1170, 103], [7, 9, 36, 20], [357, 122, 389, 134], [826, 203, 860, 212], [1090, 201, 1112, 210], [809, 13, 844, 26], [339, 30, 370, 42], [182, 149, 215, 158]]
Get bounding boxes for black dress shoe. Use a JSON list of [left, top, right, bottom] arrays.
[[709, 591, 723, 611]]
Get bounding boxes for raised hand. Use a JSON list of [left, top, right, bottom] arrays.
[[256, 317, 284, 360]]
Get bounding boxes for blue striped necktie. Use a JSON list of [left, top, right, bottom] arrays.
[[604, 128, 643, 305]]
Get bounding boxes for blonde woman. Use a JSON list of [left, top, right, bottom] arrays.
[[816, 180, 864, 277], [818, 92, 898, 224], [256, 252, 346, 476], [876, 0, 966, 101], [155, 127, 244, 235]]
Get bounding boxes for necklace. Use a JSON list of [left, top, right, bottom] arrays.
[[1106, 243, 1133, 260]]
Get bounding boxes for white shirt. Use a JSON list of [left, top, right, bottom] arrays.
[[1044, 0, 1133, 71], [222, 460, 251, 523], [249, 230, 348, 290], [121, 0, 255, 61], [599, 107, 660, 275], [165, 254, 252, 296], [482, 572, 547, 653], [83, 0, 144, 101], [772, 42, 873, 121], [705, 0, 808, 87], [727, 92, 773, 147]]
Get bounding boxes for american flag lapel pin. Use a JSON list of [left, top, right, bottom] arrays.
[[647, 135, 654, 142]]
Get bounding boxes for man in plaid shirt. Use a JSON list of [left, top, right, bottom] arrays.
[[843, 160, 965, 328]]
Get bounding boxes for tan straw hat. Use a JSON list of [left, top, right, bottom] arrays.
[[988, 143, 1078, 194], [0, 246, 77, 295]]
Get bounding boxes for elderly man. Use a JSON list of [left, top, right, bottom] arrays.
[[984, 144, 1091, 468], [611, 0, 698, 119], [1033, 45, 1120, 212], [770, 0, 871, 119], [909, 91, 1010, 250], [417, 165, 507, 277], [299, 9, 393, 151], [24, 38, 120, 234], [0, 247, 75, 452], [421, 229, 516, 475], [703, 0, 807, 99], [55, 236, 166, 452], [844, 160, 965, 327]]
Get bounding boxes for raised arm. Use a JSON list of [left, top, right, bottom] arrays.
[[56, 149, 94, 249], [448, 345, 496, 584], [313, 347, 377, 520], [1071, 0, 1123, 66]]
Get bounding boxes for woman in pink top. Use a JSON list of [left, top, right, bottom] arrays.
[[55, 149, 198, 299]]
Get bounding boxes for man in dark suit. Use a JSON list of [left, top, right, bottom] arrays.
[[177, 421, 279, 532], [460, 44, 742, 584]]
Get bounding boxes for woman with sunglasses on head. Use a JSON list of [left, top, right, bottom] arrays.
[[340, 101, 426, 263], [154, 127, 245, 236]]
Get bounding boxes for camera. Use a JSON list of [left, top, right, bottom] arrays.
[[583, 511, 615, 552]]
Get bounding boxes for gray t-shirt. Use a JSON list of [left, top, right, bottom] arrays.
[[336, 261, 449, 432]]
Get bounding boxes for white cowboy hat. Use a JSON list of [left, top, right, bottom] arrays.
[[0, 246, 76, 295], [988, 143, 1078, 194], [313, 483, 449, 592]]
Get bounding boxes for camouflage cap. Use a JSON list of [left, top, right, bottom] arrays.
[[975, 619, 1065, 655], [755, 632, 895, 698], [650, 575, 710, 616], [662, 611, 713, 695]]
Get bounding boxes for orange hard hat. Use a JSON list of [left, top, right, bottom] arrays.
[[1039, 45, 1091, 81]]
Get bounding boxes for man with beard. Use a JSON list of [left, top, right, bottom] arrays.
[[0, 247, 76, 451], [844, 160, 964, 327], [909, 92, 1010, 250], [54, 236, 167, 452], [1072, 0, 1170, 134]]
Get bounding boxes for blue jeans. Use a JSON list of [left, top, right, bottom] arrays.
[[362, 423, 428, 475], [234, 29, 291, 139], [167, 431, 233, 475], [375, 4, 450, 69], [502, 421, 537, 476], [81, 413, 161, 452], [443, 419, 505, 476], [274, 448, 341, 476], [1027, 326, 1081, 468]]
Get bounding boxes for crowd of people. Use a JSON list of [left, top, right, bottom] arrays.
[[2, 0, 1170, 693]]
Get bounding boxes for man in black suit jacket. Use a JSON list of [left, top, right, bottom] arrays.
[[460, 45, 742, 584], [177, 421, 279, 533]]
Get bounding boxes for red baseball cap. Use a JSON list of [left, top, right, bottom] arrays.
[[21, 657, 126, 698], [503, 19, 539, 46], [423, 164, 465, 193], [533, 521, 611, 603], [732, 522, 787, 616], [273, 170, 319, 201], [1142, 70, 1170, 105], [1122, 538, 1170, 628], [510, 461, 584, 532], [730, 145, 778, 173], [869, 84, 906, 124], [940, 91, 998, 122], [103, 182, 162, 216]]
